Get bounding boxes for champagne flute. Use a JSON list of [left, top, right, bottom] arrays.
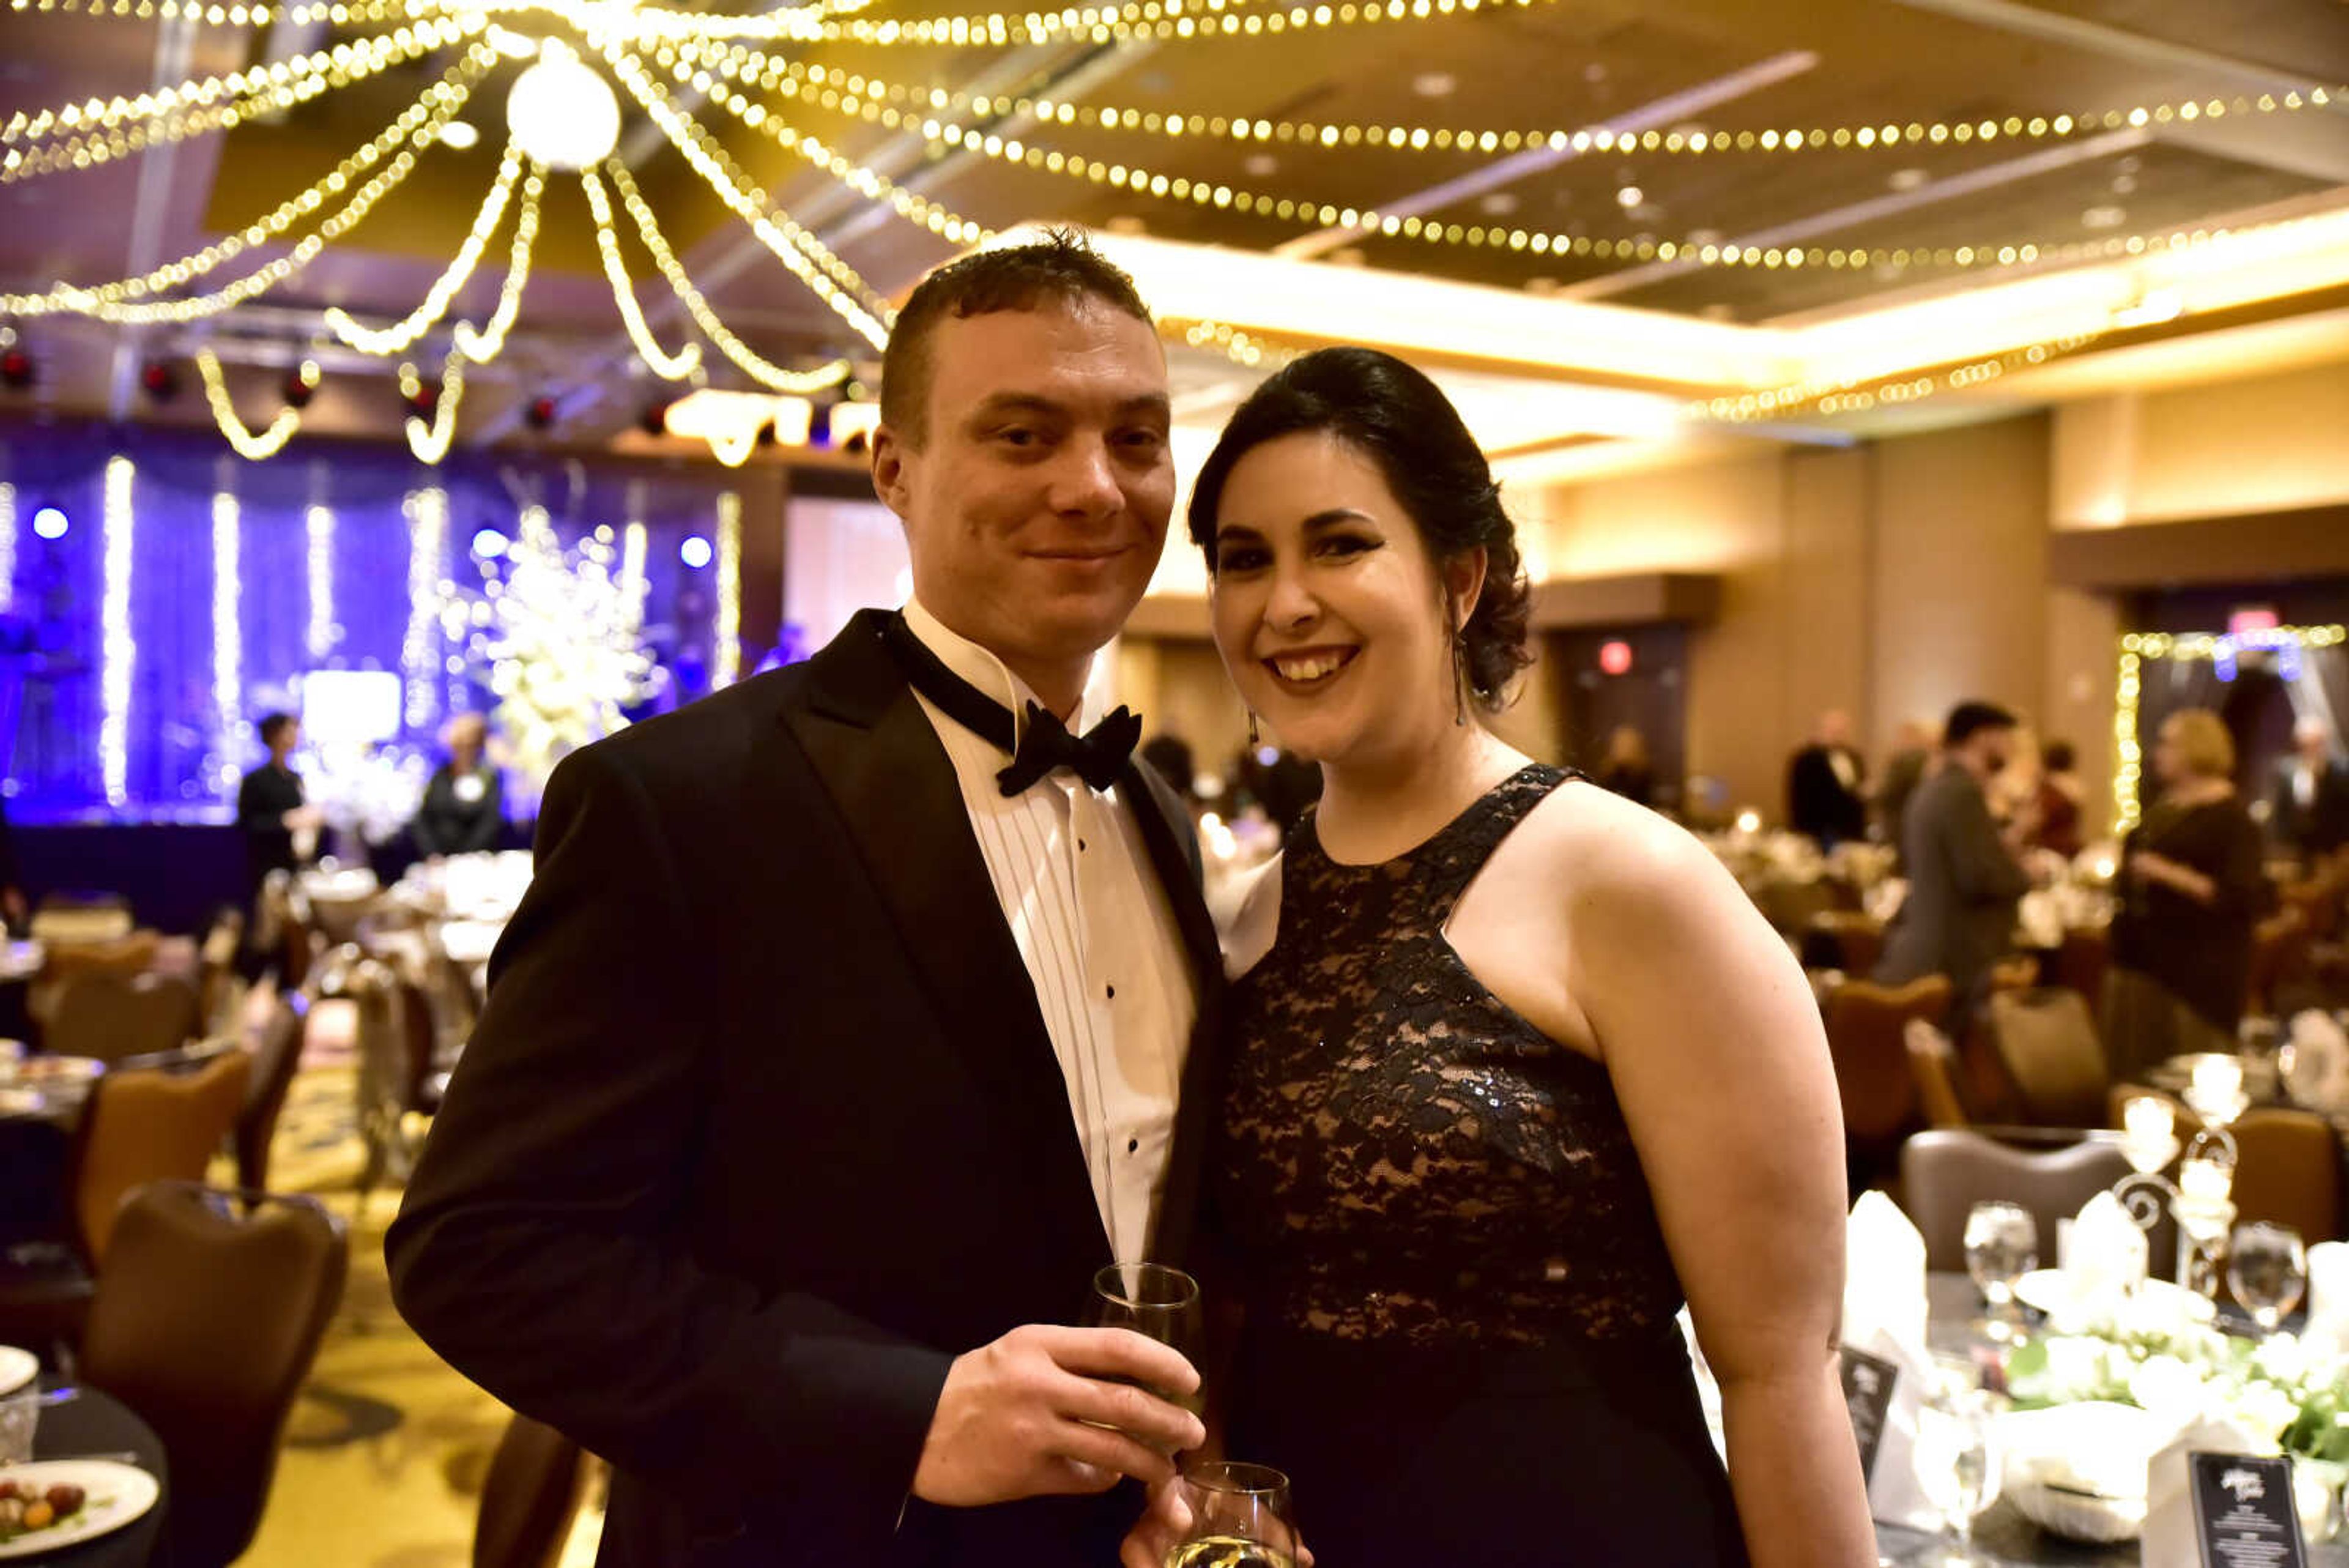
[[1962, 1202, 2037, 1343], [1917, 1357, 2002, 1566], [1089, 1263, 1206, 1418], [2227, 1222, 2309, 1334], [1163, 1461, 1299, 1568]]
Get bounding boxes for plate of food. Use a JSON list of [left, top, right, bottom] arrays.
[[0, 1462, 158, 1557], [2, 1058, 102, 1091], [0, 1348, 34, 1397]]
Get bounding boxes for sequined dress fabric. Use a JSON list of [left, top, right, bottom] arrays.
[[1213, 765, 1748, 1566]]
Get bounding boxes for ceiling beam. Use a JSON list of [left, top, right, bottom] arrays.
[[1886, 0, 2349, 115], [1275, 50, 1819, 262], [1561, 126, 2153, 301], [106, 14, 201, 421]]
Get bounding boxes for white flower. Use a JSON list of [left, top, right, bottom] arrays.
[[2126, 1354, 2210, 1420]]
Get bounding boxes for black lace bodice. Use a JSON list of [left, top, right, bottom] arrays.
[[1213, 764, 1687, 1347]]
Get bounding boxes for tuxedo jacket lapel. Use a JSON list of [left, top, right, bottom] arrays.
[[1122, 762, 1225, 1268], [780, 610, 1107, 1262]]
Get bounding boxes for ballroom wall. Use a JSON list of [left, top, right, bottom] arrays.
[[2051, 362, 2349, 529]]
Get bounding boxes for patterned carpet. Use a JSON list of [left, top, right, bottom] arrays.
[[237, 997, 605, 1568]]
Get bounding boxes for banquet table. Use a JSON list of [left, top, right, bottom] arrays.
[[21, 1378, 171, 1567], [1866, 1273, 2349, 1565]]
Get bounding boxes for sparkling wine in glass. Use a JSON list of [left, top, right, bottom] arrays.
[[1163, 1462, 1299, 1568], [2227, 1222, 2309, 1333], [1917, 1360, 2002, 1566], [1089, 1263, 1206, 1418], [1963, 1202, 2037, 1340]]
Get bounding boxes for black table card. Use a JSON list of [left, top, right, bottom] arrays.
[[1839, 1345, 1898, 1481], [2188, 1452, 2309, 1568]]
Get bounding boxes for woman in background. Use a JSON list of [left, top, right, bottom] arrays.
[[2032, 739, 2085, 859], [1127, 347, 1871, 1568], [1594, 724, 1658, 809], [410, 712, 505, 860], [2104, 708, 2269, 1080]]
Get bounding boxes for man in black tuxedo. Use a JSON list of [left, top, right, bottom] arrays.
[[2271, 718, 2349, 861], [388, 234, 1219, 1566], [1785, 708, 1868, 850]]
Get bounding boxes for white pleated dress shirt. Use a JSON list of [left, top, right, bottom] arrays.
[[901, 599, 1195, 1262]]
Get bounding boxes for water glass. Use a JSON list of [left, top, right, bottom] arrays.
[[2227, 1222, 2309, 1332], [1963, 1202, 2037, 1339], [1915, 1358, 2002, 1565], [1163, 1461, 1300, 1568], [0, 1389, 36, 1466]]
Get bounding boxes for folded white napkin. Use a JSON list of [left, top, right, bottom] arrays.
[[2063, 1191, 2150, 1304], [2306, 1241, 2349, 1358], [1841, 1192, 1941, 1531]]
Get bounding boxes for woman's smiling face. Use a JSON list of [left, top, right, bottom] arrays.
[[1207, 429, 1480, 767]]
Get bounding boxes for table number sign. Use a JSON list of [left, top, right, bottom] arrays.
[[1839, 1344, 1898, 1481], [2186, 1453, 2308, 1568]]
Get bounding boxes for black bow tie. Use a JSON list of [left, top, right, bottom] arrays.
[[880, 613, 1143, 797]]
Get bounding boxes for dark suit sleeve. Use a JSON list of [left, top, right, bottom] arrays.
[[1946, 778, 2032, 903], [385, 745, 951, 1550], [409, 771, 449, 859], [458, 769, 505, 855]]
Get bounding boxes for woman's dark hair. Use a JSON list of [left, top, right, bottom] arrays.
[[258, 711, 297, 747], [2042, 739, 2077, 773], [1186, 346, 1533, 712]]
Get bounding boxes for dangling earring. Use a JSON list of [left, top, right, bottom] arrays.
[[1447, 608, 1470, 727], [1247, 709, 1261, 748]]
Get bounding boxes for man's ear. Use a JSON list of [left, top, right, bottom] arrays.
[[869, 423, 915, 519]]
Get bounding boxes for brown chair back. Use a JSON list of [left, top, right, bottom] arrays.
[[1755, 876, 1848, 936], [1986, 987, 2110, 1127], [26, 929, 161, 1026], [1904, 1019, 1969, 1129], [1823, 975, 1952, 1143], [80, 1183, 347, 1568], [2230, 1109, 2344, 1244], [2054, 926, 2110, 1014], [1811, 911, 1885, 978], [235, 996, 310, 1194], [45, 970, 202, 1065], [2247, 907, 2309, 1017], [473, 1413, 587, 1568], [1899, 1129, 2134, 1272], [76, 1050, 250, 1264]]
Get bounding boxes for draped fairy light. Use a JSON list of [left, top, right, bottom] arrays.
[[305, 502, 336, 659], [9, 0, 2339, 464], [402, 487, 448, 728], [713, 491, 742, 688], [2113, 626, 2349, 831]]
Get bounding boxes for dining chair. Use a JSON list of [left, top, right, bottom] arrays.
[[2231, 1109, 2343, 1244], [1809, 911, 1885, 979], [473, 1411, 588, 1568], [2246, 906, 2309, 1019], [235, 994, 310, 1194], [1904, 1018, 1970, 1129], [1824, 975, 1953, 1145], [1899, 1129, 2134, 1273], [195, 907, 247, 1038], [44, 970, 202, 1065], [26, 928, 160, 1028], [1984, 987, 2110, 1128], [79, 1181, 347, 1568], [76, 1049, 250, 1265], [2052, 926, 2109, 1019], [352, 962, 443, 1211]]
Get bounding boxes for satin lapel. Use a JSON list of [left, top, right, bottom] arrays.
[[1121, 762, 1226, 1268], [777, 612, 1107, 1259]]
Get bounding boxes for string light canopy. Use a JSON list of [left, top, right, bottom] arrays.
[[2111, 625, 2349, 831], [4, 0, 2341, 460]]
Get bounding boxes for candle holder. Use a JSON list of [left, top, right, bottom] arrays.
[[2115, 1092, 2241, 1301]]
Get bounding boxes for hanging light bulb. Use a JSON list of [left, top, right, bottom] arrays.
[[507, 40, 620, 171]]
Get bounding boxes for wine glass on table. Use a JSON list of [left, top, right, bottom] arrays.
[[2227, 1222, 2308, 1334], [1163, 1462, 1300, 1568], [1962, 1202, 2037, 1343], [1916, 1356, 2003, 1566]]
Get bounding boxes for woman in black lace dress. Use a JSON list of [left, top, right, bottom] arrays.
[[1124, 350, 1871, 1568]]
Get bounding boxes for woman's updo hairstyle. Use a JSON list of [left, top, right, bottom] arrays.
[[1186, 346, 1534, 712]]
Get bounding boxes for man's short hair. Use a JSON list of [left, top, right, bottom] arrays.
[[878, 229, 1154, 448], [1943, 700, 2018, 749], [258, 711, 296, 746]]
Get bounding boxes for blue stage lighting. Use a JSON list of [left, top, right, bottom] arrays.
[[31, 505, 67, 540], [679, 534, 713, 569]]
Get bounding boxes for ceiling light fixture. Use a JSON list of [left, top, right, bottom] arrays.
[[435, 119, 481, 151], [507, 41, 621, 171]]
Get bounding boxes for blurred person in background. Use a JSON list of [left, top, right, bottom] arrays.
[[1874, 702, 2033, 1015], [1785, 709, 1867, 850], [2106, 708, 2270, 1082], [410, 712, 507, 860], [2031, 739, 2085, 860], [237, 711, 321, 896], [2269, 716, 2349, 866], [1874, 718, 1937, 869], [1594, 724, 1658, 809]]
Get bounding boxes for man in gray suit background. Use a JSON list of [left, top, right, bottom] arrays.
[[1875, 701, 2036, 1014]]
